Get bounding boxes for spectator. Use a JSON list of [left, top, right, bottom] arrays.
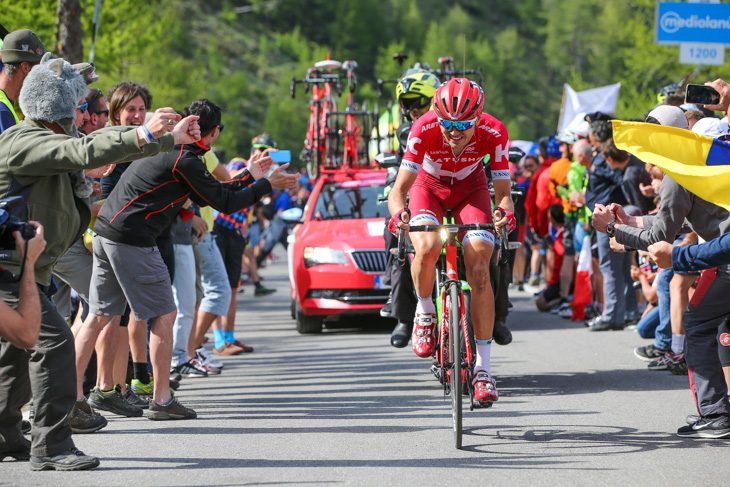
[[0, 30, 46, 132], [536, 204, 565, 312]]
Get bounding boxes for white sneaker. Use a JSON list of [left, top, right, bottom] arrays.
[[196, 346, 223, 371], [557, 302, 573, 319]]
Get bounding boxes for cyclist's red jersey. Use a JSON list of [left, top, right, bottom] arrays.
[[401, 111, 510, 183]]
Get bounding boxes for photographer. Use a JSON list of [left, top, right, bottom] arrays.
[[0, 222, 45, 348]]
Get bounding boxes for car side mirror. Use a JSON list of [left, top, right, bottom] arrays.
[[374, 152, 400, 169]]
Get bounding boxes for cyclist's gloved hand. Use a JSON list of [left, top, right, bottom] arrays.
[[495, 206, 516, 234], [388, 207, 410, 236]]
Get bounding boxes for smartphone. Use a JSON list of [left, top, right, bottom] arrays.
[[685, 84, 720, 105], [269, 150, 291, 163]]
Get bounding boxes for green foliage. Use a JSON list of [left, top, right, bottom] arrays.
[[4, 0, 730, 164]]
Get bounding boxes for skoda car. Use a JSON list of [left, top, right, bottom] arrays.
[[287, 169, 390, 333]]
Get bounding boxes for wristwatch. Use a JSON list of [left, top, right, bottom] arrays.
[[606, 221, 617, 237]]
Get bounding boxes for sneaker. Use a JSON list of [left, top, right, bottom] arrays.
[[88, 385, 144, 417], [232, 339, 254, 353], [254, 285, 276, 296], [557, 302, 573, 319], [677, 415, 730, 439], [175, 359, 209, 378], [686, 414, 701, 425], [68, 398, 107, 434], [29, 447, 100, 471], [411, 312, 436, 358], [196, 346, 224, 372], [492, 319, 512, 346], [668, 357, 689, 375], [379, 296, 393, 318], [648, 351, 684, 371], [21, 420, 31, 435], [123, 387, 149, 409], [527, 275, 540, 287], [131, 378, 154, 399], [634, 344, 669, 362], [473, 370, 499, 404], [146, 397, 197, 421], [589, 319, 625, 331], [214, 341, 245, 356]]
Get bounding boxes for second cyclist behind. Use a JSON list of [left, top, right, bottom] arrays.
[[387, 78, 515, 405]]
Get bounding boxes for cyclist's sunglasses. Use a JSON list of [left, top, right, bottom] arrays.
[[438, 117, 478, 132]]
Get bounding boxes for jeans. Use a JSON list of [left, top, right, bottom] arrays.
[[636, 306, 660, 339], [197, 233, 231, 317], [171, 244, 196, 367], [596, 231, 639, 324], [653, 268, 673, 350]]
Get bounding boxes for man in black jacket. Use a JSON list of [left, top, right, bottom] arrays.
[[77, 99, 298, 420]]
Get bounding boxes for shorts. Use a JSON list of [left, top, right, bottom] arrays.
[[408, 170, 494, 245], [213, 223, 246, 288], [89, 234, 176, 321], [540, 283, 561, 303]]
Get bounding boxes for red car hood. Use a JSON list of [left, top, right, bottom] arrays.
[[296, 218, 385, 250]]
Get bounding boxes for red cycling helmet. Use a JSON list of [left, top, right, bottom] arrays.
[[433, 78, 484, 121]]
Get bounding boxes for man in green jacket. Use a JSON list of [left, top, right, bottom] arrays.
[[0, 54, 200, 470]]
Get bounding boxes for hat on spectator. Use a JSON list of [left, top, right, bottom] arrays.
[[692, 117, 730, 139], [645, 105, 689, 130], [584, 111, 613, 123], [19, 53, 89, 137], [1, 29, 46, 64], [252, 132, 277, 150]]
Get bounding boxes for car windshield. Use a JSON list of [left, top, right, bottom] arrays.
[[312, 181, 388, 220]]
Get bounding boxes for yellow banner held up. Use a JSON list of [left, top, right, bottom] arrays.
[[612, 120, 730, 211]]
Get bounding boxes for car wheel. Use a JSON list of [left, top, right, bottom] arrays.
[[296, 304, 323, 334]]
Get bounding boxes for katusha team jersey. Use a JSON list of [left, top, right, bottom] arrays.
[[400, 111, 510, 183]]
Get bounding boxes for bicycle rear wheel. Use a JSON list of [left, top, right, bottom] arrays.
[[449, 284, 463, 449]]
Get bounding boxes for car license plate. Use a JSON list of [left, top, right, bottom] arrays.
[[374, 275, 383, 289]]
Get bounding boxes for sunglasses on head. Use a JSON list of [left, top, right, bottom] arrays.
[[77, 102, 88, 114], [438, 117, 478, 132]]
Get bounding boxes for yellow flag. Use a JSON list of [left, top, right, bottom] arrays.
[[612, 120, 730, 211]]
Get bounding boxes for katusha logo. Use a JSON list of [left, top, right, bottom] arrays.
[[660, 11, 683, 34]]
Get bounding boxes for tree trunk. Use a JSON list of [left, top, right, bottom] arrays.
[[55, 0, 84, 63]]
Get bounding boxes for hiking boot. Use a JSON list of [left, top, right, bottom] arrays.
[[29, 447, 100, 471], [634, 344, 668, 362], [88, 385, 144, 417], [213, 341, 244, 356], [68, 398, 108, 434], [196, 346, 224, 372], [677, 414, 730, 439], [412, 312, 436, 358], [473, 370, 499, 404], [648, 351, 684, 371], [174, 359, 208, 378], [232, 340, 254, 353], [123, 387, 149, 409], [493, 319, 513, 345], [668, 357, 689, 375], [254, 285, 276, 296], [390, 321, 411, 348], [146, 397, 197, 420], [1, 437, 30, 462]]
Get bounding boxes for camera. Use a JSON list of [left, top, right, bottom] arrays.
[[0, 196, 35, 250]]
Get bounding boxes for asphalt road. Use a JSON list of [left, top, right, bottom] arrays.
[[2, 250, 728, 485]]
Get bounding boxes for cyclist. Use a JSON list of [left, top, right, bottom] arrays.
[[384, 69, 440, 348], [388, 78, 515, 404]]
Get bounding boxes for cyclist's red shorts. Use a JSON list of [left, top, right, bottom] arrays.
[[408, 169, 494, 245]]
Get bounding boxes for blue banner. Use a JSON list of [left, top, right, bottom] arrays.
[[655, 2, 730, 45]]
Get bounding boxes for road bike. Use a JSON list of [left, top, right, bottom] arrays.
[[396, 209, 513, 449]]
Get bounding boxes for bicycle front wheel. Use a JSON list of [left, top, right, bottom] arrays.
[[449, 284, 463, 449]]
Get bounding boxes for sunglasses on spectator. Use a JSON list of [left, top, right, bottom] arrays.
[[77, 102, 88, 114], [93, 110, 109, 116], [218, 123, 225, 133], [438, 117, 478, 132]]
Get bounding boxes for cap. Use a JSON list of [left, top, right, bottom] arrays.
[[251, 132, 277, 150], [584, 111, 613, 123], [1, 29, 46, 64], [692, 117, 730, 139], [645, 105, 689, 129]]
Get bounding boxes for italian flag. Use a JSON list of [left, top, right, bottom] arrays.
[[572, 234, 593, 320]]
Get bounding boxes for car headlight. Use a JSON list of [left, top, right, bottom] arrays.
[[303, 247, 348, 267]]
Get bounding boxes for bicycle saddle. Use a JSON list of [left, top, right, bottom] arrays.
[[314, 60, 342, 70]]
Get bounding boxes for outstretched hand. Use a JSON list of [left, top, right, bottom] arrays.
[[266, 163, 299, 190], [146, 108, 182, 139], [647, 241, 674, 269], [172, 115, 201, 145], [705, 78, 730, 112], [247, 149, 273, 180]]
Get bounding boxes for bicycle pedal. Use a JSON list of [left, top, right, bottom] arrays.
[[472, 399, 493, 409]]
